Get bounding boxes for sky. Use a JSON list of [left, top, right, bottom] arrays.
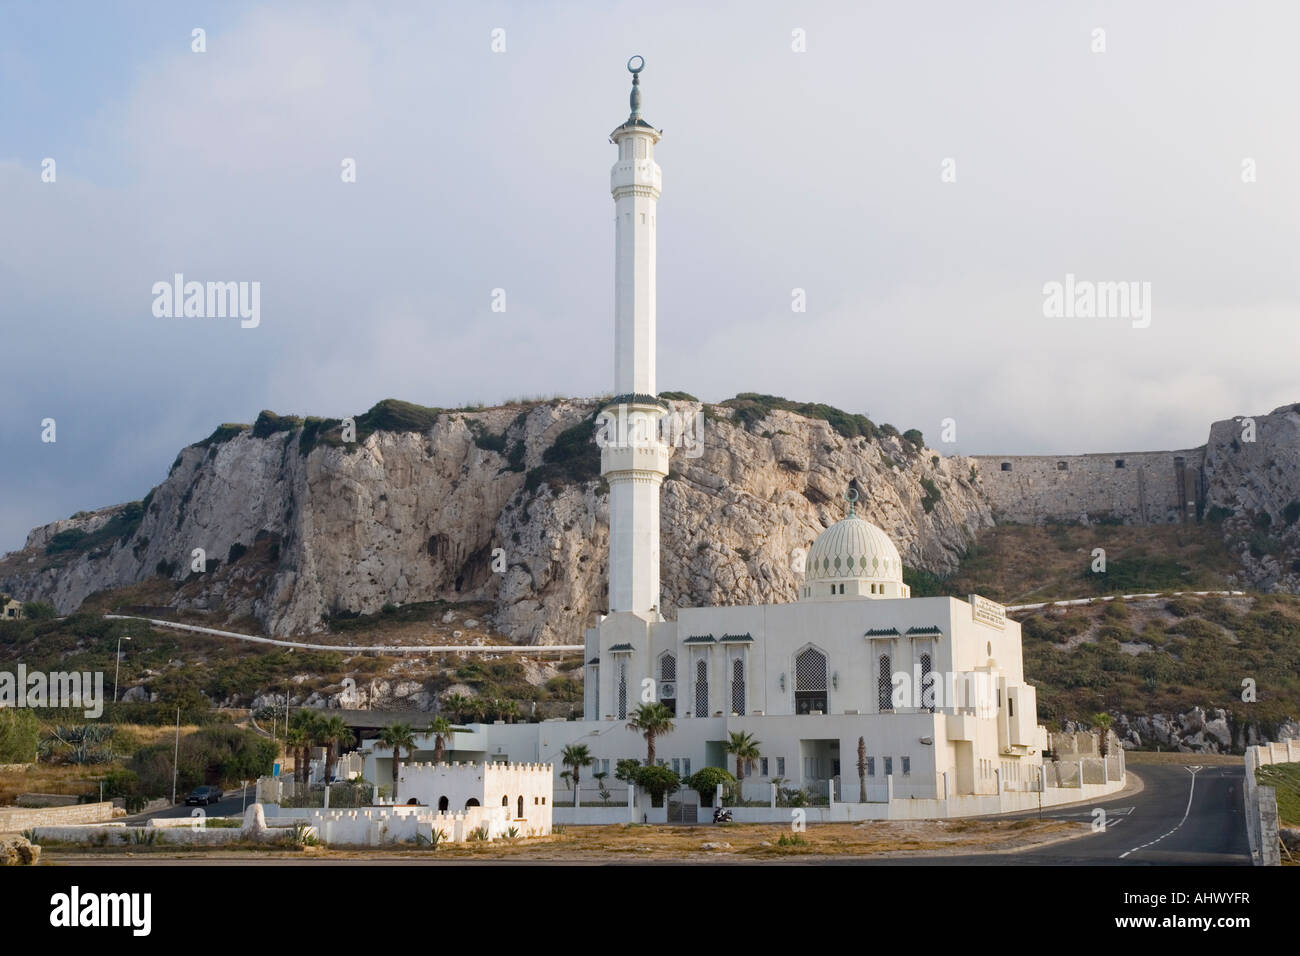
[[2, 0, 1298, 552]]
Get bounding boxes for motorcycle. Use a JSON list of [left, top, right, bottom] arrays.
[[712, 806, 733, 824]]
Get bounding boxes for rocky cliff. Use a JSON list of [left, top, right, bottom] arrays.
[[0, 398, 991, 644], [1202, 403, 1300, 593]]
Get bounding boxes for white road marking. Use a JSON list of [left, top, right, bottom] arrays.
[[1119, 769, 1198, 859]]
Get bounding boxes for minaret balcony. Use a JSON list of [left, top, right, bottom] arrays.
[[601, 442, 669, 477]]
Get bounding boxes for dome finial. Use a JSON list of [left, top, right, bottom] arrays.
[[627, 55, 645, 121], [845, 486, 859, 517]]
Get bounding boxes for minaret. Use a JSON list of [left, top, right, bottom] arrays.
[[602, 56, 669, 617]]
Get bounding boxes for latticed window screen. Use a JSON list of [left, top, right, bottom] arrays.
[[695, 658, 708, 715], [795, 648, 827, 691], [794, 647, 828, 714], [731, 656, 746, 714], [878, 654, 893, 711], [660, 653, 676, 681], [920, 653, 934, 711], [590, 665, 599, 716], [617, 663, 627, 720]]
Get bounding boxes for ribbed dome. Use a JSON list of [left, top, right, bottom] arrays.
[[805, 515, 903, 583]]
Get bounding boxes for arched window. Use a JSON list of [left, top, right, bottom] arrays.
[[877, 654, 893, 711], [517, 795, 524, 818], [659, 653, 677, 713], [794, 646, 828, 714], [731, 656, 746, 714], [617, 662, 628, 720], [465, 798, 480, 809], [695, 658, 708, 715], [438, 796, 448, 812], [502, 794, 509, 806], [920, 653, 934, 712]]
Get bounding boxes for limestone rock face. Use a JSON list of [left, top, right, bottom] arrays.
[[1114, 709, 1299, 754], [0, 400, 991, 645], [1203, 404, 1300, 593], [0, 835, 40, 866]]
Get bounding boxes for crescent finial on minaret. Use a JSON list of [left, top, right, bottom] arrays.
[[627, 55, 644, 121]]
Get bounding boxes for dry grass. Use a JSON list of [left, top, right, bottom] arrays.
[[42, 818, 1082, 863], [949, 523, 1235, 606], [1123, 750, 1241, 767], [0, 723, 197, 804]]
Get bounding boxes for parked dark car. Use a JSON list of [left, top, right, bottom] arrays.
[[185, 785, 223, 806]]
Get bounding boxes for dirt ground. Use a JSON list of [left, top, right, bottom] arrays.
[[41, 817, 1085, 864]]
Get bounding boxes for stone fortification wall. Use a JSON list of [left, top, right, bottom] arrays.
[[970, 448, 1205, 525]]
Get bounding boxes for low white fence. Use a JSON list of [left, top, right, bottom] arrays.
[[1243, 740, 1296, 866]]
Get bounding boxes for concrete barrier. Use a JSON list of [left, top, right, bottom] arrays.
[[0, 802, 115, 831]]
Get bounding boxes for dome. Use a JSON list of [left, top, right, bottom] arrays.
[[805, 515, 903, 583]]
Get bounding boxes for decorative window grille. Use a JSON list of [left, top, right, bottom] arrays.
[[878, 654, 893, 711], [866, 757, 875, 777], [731, 656, 746, 714], [660, 653, 677, 713], [695, 658, 708, 716], [760, 757, 769, 776], [902, 756, 911, 776], [590, 665, 599, 716], [794, 647, 828, 714], [617, 663, 627, 720], [920, 652, 934, 711], [660, 653, 676, 681], [884, 756, 893, 777], [776, 757, 785, 776]]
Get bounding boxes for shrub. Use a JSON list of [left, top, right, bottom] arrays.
[[686, 766, 737, 803], [21, 601, 56, 620], [919, 477, 942, 513], [0, 709, 40, 762], [628, 765, 681, 807], [720, 393, 876, 440]]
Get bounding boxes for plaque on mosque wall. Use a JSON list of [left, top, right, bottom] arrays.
[[969, 594, 1006, 630]]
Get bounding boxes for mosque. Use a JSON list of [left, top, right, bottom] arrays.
[[357, 60, 1121, 818]]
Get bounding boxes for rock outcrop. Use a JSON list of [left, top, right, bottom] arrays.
[[1104, 708, 1300, 754], [0, 399, 991, 645], [1202, 403, 1300, 593]]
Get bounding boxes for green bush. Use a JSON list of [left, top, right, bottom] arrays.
[[919, 476, 942, 513], [0, 709, 40, 762], [128, 725, 276, 798], [22, 601, 56, 620], [720, 393, 876, 441], [685, 766, 737, 803], [628, 765, 681, 807]]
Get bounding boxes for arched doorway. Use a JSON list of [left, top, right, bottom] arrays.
[[517, 795, 524, 818], [794, 646, 828, 714], [437, 796, 448, 812]]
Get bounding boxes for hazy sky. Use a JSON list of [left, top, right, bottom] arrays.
[[2, 0, 1298, 552]]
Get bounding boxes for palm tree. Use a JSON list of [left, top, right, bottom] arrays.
[[626, 703, 675, 767], [593, 771, 611, 806], [425, 716, 454, 764], [317, 715, 354, 787], [1092, 712, 1113, 757], [378, 722, 417, 802], [284, 724, 310, 801], [857, 736, 868, 803], [723, 731, 761, 794], [561, 744, 594, 808], [288, 710, 320, 798], [442, 693, 470, 723]]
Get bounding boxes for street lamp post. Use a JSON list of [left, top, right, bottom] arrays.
[[113, 635, 132, 703]]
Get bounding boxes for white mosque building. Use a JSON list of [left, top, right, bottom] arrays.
[[357, 59, 1123, 820]]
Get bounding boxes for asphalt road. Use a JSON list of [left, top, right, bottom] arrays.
[[124, 786, 254, 824], [843, 762, 1251, 866]]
